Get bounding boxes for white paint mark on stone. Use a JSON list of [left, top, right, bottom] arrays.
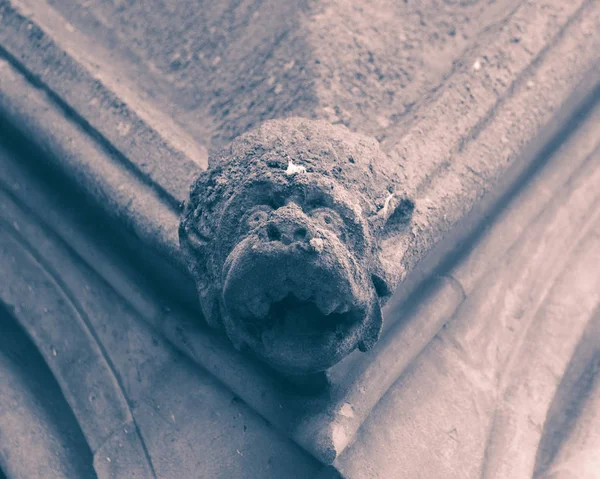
[[286, 160, 306, 175], [382, 192, 395, 217], [473, 59, 482, 71], [310, 238, 324, 253], [340, 403, 355, 418]]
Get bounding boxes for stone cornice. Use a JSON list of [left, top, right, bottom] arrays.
[[0, 0, 598, 466]]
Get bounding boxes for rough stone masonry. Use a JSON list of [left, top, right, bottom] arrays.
[[180, 118, 414, 374]]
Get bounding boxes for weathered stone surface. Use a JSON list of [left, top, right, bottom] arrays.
[[536, 324, 600, 479], [0, 308, 95, 479], [20, 0, 517, 149], [1, 0, 599, 474], [332, 92, 600, 479], [381, 0, 600, 290], [0, 140, 322, 478], [180, 118, 413, 373], [0, 110, 464, 466], [178, 0, 599, 372]]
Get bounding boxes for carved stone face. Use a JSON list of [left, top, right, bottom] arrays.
[[180, 118, 411, 374]]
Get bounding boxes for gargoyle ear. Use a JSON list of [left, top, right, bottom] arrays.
[[371, 192, 414, 236], [179, 173, 214, 268], [367, 192, 414, 299], [358, 299, 383, 352], [179, 171, 222, 328]]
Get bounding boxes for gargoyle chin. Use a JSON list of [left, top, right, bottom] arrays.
[[179, 118, 413, 374]]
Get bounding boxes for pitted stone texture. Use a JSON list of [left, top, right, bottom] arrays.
[[26, 0, 517, 149], [180, 118, 413, 374]]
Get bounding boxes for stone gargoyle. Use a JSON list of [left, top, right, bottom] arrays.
[[179, 118, 413, 374]]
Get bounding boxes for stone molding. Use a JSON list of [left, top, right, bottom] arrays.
[[0, 0, 598, 467]]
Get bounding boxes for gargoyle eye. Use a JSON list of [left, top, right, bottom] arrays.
[[310, 208, 343, 232], [245, 205, 273, 230]]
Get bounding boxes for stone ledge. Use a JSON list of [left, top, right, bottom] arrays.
[[0, 0, 598, 466], [333, 99, 600, 478]]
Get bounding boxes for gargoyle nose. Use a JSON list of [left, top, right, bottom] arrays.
[[266, 221, 310, 245]]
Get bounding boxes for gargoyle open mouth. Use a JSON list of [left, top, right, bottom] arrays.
[[220, 238, 378, 374]]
